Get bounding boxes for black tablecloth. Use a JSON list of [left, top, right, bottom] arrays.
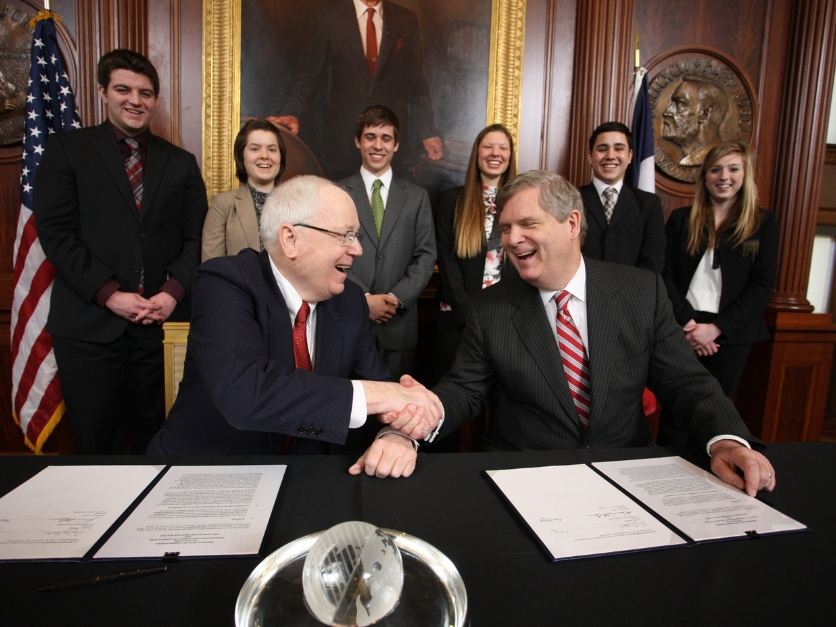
[[1, 443, 833, 626]]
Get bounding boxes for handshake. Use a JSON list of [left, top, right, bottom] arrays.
[[348, 375, 443, 478]]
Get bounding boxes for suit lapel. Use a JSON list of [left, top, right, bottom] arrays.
[[510, 278, 580, 427], [259, 251, 294, 364], [584, 259, 619, 436], [582, 185, 608, 232], [141, 134, 169, 222], [608, 185, 637, 229], [313, 300, 345, 376], [380, 175, 406, 243], [235, 185, 261, 250], [90, 123, 137, 218], [374, 6, 398, 88], [345, 174, 378, 251]]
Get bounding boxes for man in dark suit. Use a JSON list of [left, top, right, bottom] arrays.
[[339, 105, 436, 380], [579, 121, 665, 273], [33, 50, 208, 454], [148, 176, 440, 478], [421, 170, 775, 496], [268, 0, 442, 180]]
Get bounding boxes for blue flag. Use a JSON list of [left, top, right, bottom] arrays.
[[626, 68, 654, 193]]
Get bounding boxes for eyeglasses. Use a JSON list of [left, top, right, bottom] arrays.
[[293, 223, 364, 246]]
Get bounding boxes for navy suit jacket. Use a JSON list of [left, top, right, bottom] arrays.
[[580, 183, 665, 273], [434, 260, 759, 452], [281, 0, 437, 177], [148, 249, 392, 455]]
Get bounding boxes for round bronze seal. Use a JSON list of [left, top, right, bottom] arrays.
[[648, 55, 754, 183]]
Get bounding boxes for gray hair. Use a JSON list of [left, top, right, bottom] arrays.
[[260, 175, 335, 251], [497, 170, 587, 241]]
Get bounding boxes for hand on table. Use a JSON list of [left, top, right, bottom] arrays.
[[709, 439, 776, 497], [348, 431, 417, 478]]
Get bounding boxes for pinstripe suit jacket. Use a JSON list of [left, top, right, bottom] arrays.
[[434, 258, 757, 451], [147, 249, 392, 455]]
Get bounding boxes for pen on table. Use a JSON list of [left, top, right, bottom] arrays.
[[39, 566, 168, 592]]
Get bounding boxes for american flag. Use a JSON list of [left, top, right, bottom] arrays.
[[11, 17, 81, 452]]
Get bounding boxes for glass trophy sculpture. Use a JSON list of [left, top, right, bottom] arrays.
[[302, 521, 404, 626]]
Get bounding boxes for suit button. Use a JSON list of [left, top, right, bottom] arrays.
[[133, 267, 140, 273], [298, 426, 307, 435], [315, 428, 324, 437], [377, 254, 383, 260], [138, 232, 146, 238]]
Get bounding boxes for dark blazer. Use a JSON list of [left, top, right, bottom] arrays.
[[340, 171, 436, 351], [580, 183, 665, 273], [662, 207, 778, 345], [33, 122, 207, 342], [148, 249, 392, 455], [434, 259, 758, 452], [281, 0, 437, 177], [435, 186, 503, 325]]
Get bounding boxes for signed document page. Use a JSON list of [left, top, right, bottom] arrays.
[[0, 465, 163, 560], [95, 465, 286, 559], [593, 457, 806, 541], [486, 464, 686, 561]]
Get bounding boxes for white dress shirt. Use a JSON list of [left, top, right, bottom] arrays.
[[686, 249, 722, 313], [592, 177, 624, 207], [269, 256, 367, 428], [354, 0, 383, 55], [360, 165, 393, 207]]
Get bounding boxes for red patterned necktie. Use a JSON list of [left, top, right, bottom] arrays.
[[124, 137, 143, 211], [555, 290, 591, 430], [365, 8, 378, 76], [287, 302, 312, 452], [124, 137, 145, 294]]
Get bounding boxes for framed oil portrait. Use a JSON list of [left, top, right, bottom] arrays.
[[202, 0, 527, 199]]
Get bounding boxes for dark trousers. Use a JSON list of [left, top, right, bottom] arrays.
[[657, 343, 753, 446], [52, 324, 165, 454]]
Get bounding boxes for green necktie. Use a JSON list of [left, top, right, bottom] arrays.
[[371, 178, 384, 238]]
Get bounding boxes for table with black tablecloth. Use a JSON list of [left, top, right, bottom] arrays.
[[1, 443, 833, 626]]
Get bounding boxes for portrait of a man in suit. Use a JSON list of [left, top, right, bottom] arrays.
[[241, 0, 493, 190]]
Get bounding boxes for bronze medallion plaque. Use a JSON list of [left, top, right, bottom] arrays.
[[0, 3, 35, 146], [648, 55, 754, 183]]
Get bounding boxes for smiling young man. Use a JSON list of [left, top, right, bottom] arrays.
[[33, 49, 207, 454], [424, 170, 777, 498], [339, 105, 436, 381], [579, 121, 665, 273]]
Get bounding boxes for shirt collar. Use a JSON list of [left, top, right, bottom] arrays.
[[268, 254, 319, 318], [354, 0, 383, 19], [592, 177, 624, 198], [106, 119, 150, 149], [360, 165, 393, 191], [539, 257, 587, 308]]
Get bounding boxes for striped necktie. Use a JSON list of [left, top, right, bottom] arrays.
[[602, 187, 616, 224], [371, 179, 384, 238], [555, 290, 591, 429]]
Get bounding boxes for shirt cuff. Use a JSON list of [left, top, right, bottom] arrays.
[[349, 380, 368, 429], [388, 292, 404, 308], [376, 426, 419, 451], [706, 435, 751, 456], [159, 278, 185, 303], [95, 279, 121, 307], [425, 405, 445, 443]]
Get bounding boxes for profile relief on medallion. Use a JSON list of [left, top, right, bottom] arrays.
[[661, 74, 728, 168]]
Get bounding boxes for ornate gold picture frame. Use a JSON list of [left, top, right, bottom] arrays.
[[201, 0, 526, 198]]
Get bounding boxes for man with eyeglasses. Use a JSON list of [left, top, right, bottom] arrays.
[[147, 175, 440, 478], [340, 105, 436, 381]]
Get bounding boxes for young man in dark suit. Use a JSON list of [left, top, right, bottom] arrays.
[[419, 170, 776, 497], [33, 50, 208, 454], [339, 105, 436, 381], [579, 121, 665, 273]]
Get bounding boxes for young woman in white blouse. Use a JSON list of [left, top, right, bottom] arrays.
[[662, 140, 778, 403]]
